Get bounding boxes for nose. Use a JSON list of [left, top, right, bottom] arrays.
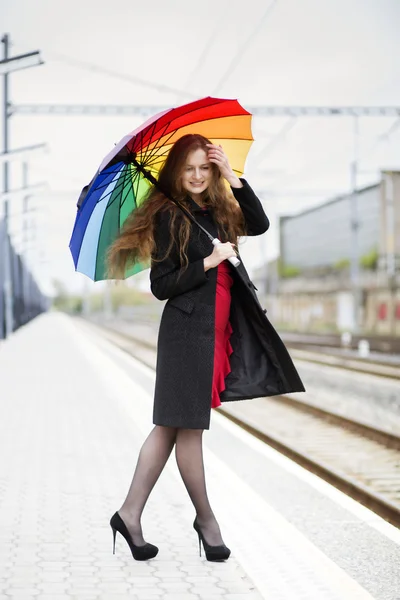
[[193, 168, 202, 180]]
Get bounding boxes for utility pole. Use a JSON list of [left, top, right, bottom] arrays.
[[2, 34, 13, 338], [349, 116, 361, 332], [22, 161, 30, 322], [1, 33, 43, 338], [384, 172, 396, 279]]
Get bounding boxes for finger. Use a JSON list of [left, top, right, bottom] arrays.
[[208, 153, 225, 161], [210, 147, 224, 156]]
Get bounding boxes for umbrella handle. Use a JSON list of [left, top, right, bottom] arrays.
[[212, 238, 241, 268]]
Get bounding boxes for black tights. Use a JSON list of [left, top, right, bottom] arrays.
[[118, 425, 224, 546]]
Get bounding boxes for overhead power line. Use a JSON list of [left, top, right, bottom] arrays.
[[48, 52, 196, 100], [213, 0, 279, 94], [180, 0, 231, 99]]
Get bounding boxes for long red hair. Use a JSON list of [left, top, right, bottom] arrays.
[[107, 134, 246, 278]]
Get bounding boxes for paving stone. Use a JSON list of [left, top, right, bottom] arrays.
[[67, 576, 100, 585], [133, 589, 164, 598], [153, 569, 188, 578], [39, 572, 69, 582], [97, 596, 142, 600], [224, 596, 264, 600], [68, 589, 101, 597], [37, 595, 73, 600], [69, 567, 100, 575], [38, 561, 70, 569], [186, 575, 219, 583], [126, 576, 161, 585], [163, 594, 202, 600], [6, 596, 42, 600], [191, 586, 230, 595], [158, 581, 192, 590], [5, 588, 40, 596]]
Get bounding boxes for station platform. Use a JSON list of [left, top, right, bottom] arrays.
[[0, 312, 399, 600]]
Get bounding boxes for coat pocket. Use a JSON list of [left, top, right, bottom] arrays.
[[168, 295, 195, 315]]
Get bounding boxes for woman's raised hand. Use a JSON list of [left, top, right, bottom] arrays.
[[206, 144, 243, 189], [203, 242, 237, 271]]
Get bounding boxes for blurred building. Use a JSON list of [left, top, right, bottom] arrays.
[[279, 183, 379, 272], [253, 171, 400, 334]]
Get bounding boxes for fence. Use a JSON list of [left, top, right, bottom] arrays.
[[0, 218, 48, 339]]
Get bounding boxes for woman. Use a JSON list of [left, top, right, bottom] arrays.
[[107, 134, 305, 562]]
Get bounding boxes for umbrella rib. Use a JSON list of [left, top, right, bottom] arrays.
[[141, 121, 177, 169], [91, 168, 130, 214], [106, 166, 131, 210], [137, 119, 161, 166], [119, 167, 135, 211], [133, 168, 145, 205], [83, 168, 125, 203]]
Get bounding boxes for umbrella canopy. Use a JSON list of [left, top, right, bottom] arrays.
[[69, 96, 254, 282]]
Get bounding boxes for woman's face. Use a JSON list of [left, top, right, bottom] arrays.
[[181, 148, 213, 198]]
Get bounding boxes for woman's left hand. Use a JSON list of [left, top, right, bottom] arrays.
[[206, 144, 243, 188]]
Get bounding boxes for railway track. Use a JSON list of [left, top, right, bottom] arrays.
[[280, 331, 400, 354], [285, 347, 400, 380], [79, 318, 400, 528], [91, 314, 400, 380]]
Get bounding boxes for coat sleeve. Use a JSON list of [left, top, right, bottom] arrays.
[[150, 210, 210, 301], [232, 178, 270, 235]]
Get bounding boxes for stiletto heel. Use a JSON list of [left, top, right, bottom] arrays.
[[110, 512, 158, 561], [112, 527, 117, 554], [197, 531, 202, 556], [193, 518, 231, 562]]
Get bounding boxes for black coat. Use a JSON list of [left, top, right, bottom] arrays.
[[150, 179, 305, 430]]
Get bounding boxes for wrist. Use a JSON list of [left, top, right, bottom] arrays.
[[203, 257, 212, 271], [227, 174, 243, 188]]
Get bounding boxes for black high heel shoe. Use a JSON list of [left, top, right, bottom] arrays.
[[193, 517, 231, 562], [110, 511, 158, 561]]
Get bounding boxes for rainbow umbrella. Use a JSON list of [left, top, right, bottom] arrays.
[[69, 96, 254, 281]]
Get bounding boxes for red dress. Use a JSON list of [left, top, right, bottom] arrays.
[[211, 260, 234, 408], [199, 207, 234, 408]]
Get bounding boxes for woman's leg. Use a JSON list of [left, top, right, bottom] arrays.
[[175, 428, 224, 546], [118, 425, 177, 545]]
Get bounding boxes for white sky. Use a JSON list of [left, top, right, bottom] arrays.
[[1, 0, 400, 295]]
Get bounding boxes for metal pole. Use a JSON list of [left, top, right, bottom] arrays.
[[2, 33, 13, 338], [384, 172, 395, 278], [22, 161, 30, 321], [349, 116, 360, 332]]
